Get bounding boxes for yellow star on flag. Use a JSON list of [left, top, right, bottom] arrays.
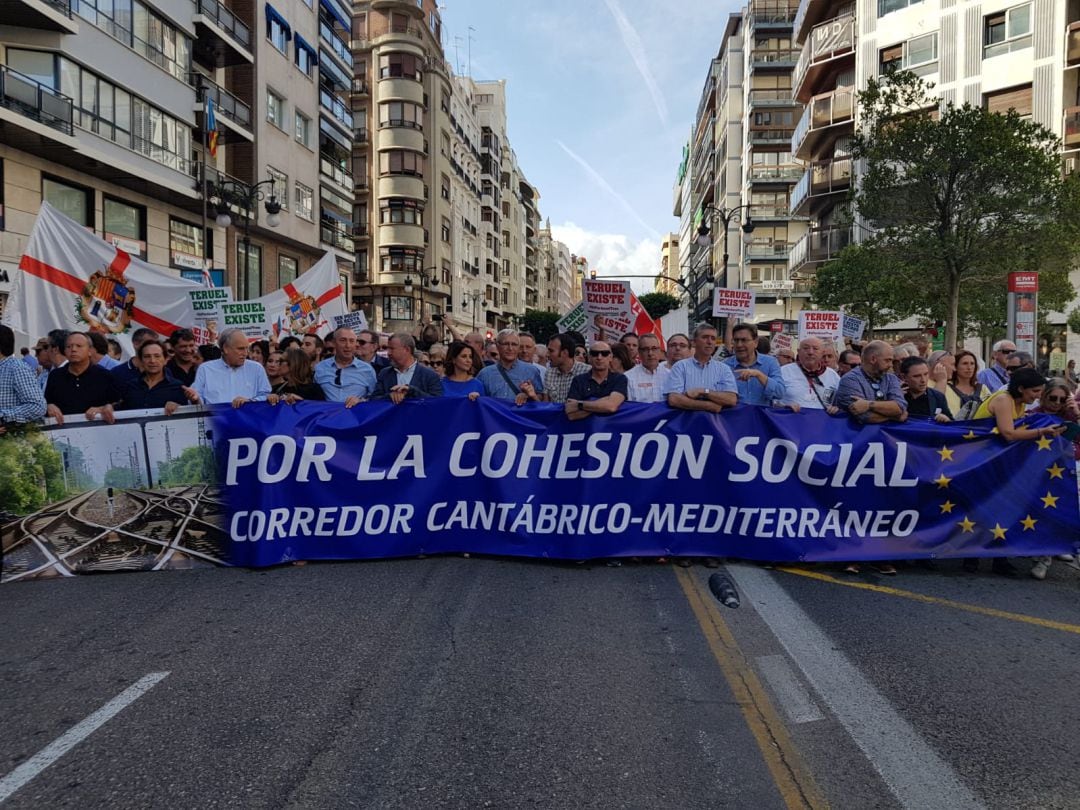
[[990, 524, 1008, 540], [1036, 436, 1053, 451], [957, 516, 976, 533], [937, 446, 955, 462], [991, 427, 1000, 435], [1047, 463, 1065, 479], [963, 430, 977, 440], [1020, 515, 1038, 531], [939, 500, 955, 514], [934, 473, 952, 489], [1041, 492, 1059, 509]]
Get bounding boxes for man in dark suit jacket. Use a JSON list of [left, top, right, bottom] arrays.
[[373, 332, 443, 403], [900, 356, 953, 422]]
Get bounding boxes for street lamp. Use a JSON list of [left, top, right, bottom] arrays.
[[461, 289, 484, 332], [404, 266, 439, 325], [695, 203, 755, 283], [206, 178, 282, 297]]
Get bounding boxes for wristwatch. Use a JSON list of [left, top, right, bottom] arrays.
[[577, 401, 585, 411]]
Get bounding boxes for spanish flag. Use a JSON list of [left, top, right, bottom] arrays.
[[206, 96, 219, 158]]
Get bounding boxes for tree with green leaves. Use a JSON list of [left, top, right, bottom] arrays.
[[636, 292, 682, 320], [157, 446, 217, 486], [851, 71, 1080, 348], [811, 244, 912, 334], [519, 309, 561, 344]]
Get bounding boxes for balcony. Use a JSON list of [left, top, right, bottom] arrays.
[[745, 241, 792, 260], [793, 14, 856, 102], [193, 0, 253, 66], [749, 203, 796, 220], [1066, 107, 1080, 148], [788, 224, 852, 273], [749, 0, 798, 27], [748, 89, 798, 107], [792, 86, 855, 160], [320, 20, 354, 69], [1069, 22, 1080, 66], [194, 78, 252, 137], [321, 218, 355, 252], [320, 88, 354, 130], [0, 65, 73, 137], [6, 0, 77, 32], [749, 165, 803, 182], [352, 78, 370, 96], [750, 48, 799, 68], [748, 127, 795, 144], [320, 153, 353, 188], [789, 156, 852, 215]]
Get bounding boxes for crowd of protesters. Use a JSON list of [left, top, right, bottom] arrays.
[[1, 315, 1076, 579]]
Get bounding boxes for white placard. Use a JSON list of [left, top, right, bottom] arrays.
[[712, 287, 756, 319]]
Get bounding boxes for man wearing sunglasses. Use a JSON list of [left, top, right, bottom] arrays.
[[314, 327, 377, 408], [357, 329, 390, 373], [565, 342, 628, 421], [663, 323, 738, 413], [835, 340, 907, 425], [977, 339, 1015, 392]]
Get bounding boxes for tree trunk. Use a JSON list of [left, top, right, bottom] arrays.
[[945, 275, 961, 352]]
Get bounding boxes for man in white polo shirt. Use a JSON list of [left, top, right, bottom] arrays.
[[624, 333, 670, 403]]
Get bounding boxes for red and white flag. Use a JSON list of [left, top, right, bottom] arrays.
[[244, 251, 348, 341], [5, 202, 202, 354]]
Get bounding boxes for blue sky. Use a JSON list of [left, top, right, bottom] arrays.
[[440, 0, 738, 291]]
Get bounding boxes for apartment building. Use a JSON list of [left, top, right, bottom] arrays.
[[674, 0, 808, 326], [789, 0, 1079, 283], [0, 0, 353, 324], [656, 233, 680, 296]]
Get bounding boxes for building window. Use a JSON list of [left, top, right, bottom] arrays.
[[103, 197, 146, 257], [295, 111, 311, 147], [879, 33, 938, 76], [378, 52, 422, 80], [441, 174, 451, 201], [379, 199, 423, 225], [268, 17, 289, 53], [441, 217, 451, 242], [295, 183, 314, 220], [984, 84, 1033, 118], [985, 4, 1032, 58], [43, 177, 92, 226], [238, 241, 262, 298], [383, 295, 413, 320], [279, 254, 298, 286], [267, 89, 285, 128], [267, 166, 288, 210], [169, 217, 205, 269], [379, 247, 422, 274], [379, 149, 425, 177], [379, 101, 423, 129], [877, 0, 923, 17], [295, 40, 316, 77]]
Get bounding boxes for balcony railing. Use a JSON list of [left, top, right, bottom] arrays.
[[1069, 22, 1080, 66], [196, 0, 250, 50], [1065, 107, 1080, 147], [0, 65, 73, 135], [352, 78, 369, 95], [320, 220, 355, 252], [749, 203, 794, 219], [320, 88, 353, 128], [73, 0, 192, 82], [200, 78, 250, 129], [320, 154, 353, 187], [320, 20, 354, 68], [790, 155, 852, 212], [793, 14, 856, 99], [788, 225, 852, 271], [749, 127, 795, 143], [792, 86, 855, 157], [748, 89, 797, 105], [749, 165, 803, 181], [40, 0, 74, 16], [745, 241, 793, 259], [750, 48, 799, 64]]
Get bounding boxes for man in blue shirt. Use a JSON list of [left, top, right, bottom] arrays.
[[723, 322, 785, 406], [663, 323, 738, 413], [976, 339, 1014, 392], [109, 327, 161, 386], [0, 325, 46, 430], [189, 328, 270, 407], [314, 327, 377, 407], [835, 340, 907, 424], [476, 329, 544, 404]]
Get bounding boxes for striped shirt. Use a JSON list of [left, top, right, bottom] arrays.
[[662, 356, 738, 398], [544, 362, 590, 404]]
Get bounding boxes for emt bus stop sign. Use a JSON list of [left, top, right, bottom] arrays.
[[1007, 272, 1038, 357]]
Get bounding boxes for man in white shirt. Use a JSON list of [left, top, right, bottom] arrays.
[[780, 337, 841, 413], [624, 333, 670, 403], [188, 328, 271, 407]]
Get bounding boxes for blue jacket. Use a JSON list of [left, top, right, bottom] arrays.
[[373, 362, 443, 399]]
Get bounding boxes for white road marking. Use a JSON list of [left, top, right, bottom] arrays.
[[0, 672, 170, 804], [730, 564, 985, 810], [755, 654, 824, 724]]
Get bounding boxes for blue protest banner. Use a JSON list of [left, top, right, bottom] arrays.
[[211, 400, 1080, 567]]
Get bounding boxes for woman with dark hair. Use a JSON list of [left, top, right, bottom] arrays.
[[278, 335, 302, 352], [265, 350, 285, 387], [441, 341, 484, 400], [946, 350, 991, 419], [267, 347, 325, 405], [248, 339, 270, 367], [609, 342, 633, 374]]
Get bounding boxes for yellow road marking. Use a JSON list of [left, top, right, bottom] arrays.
[[675, 567, 829, 810], [775, 566, 1080, 636]]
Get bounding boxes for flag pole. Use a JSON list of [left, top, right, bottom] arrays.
[[200, 80, 209, 275]]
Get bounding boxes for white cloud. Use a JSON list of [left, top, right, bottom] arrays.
[[551, 222, 661, 296], [601, 0, 669, 128]]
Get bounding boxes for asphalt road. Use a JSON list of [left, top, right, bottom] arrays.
[[1, 556, 1078, 809]]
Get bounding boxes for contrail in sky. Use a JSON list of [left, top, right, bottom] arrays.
[[602, 0, 669, 127], [556, 140, 661, 241]]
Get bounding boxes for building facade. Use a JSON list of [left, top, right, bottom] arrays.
[[0, 0, 354, 325]]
